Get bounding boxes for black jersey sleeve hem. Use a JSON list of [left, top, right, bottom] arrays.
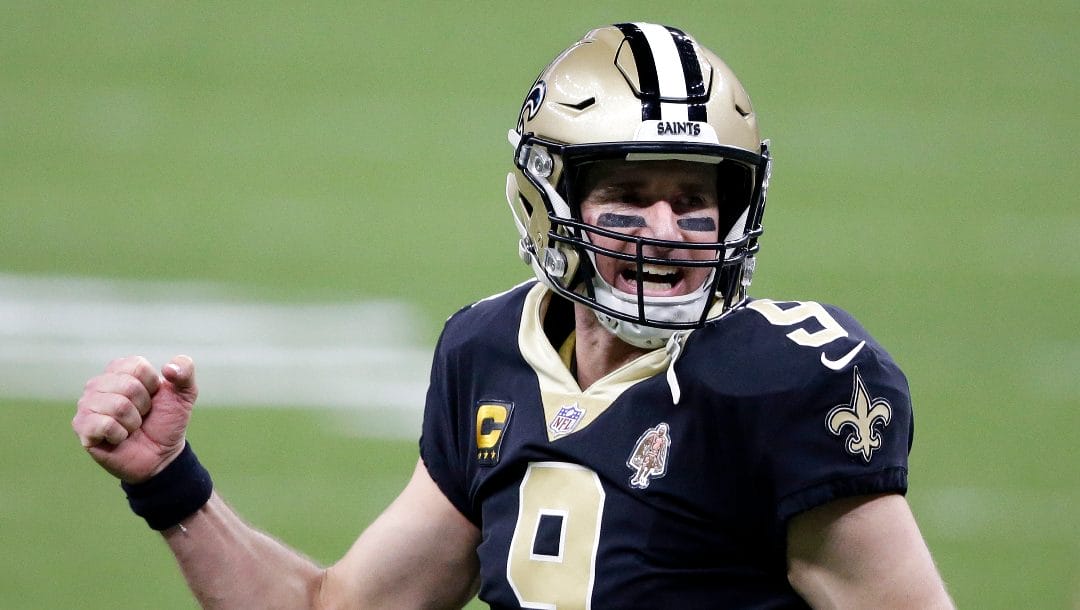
[[419, 451, 481, 526], [776, 466, 908, 523]]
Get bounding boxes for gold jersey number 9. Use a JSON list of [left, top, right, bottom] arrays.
[[507, 462, 606, 610]]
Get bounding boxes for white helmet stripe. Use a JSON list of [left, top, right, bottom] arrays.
[[659, 102, 690, 122], [616, 22, 708, 123], [635, 22, 689, 100]]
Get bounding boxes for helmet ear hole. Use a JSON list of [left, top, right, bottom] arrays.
[[518, 237, 532, 265], [526, 147, 554, 179], [542, 249, 567, 277]]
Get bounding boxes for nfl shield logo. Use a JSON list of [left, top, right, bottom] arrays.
[[548, 403, 585, 438]]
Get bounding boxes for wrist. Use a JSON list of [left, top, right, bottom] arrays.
[[121, 442, 213, 531]]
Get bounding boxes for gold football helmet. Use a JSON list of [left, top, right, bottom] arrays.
[[506, 22, 771, 348]]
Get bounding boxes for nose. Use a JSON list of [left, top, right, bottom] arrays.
[[632, 201, 684, 260], [641, 201, 683, 243]]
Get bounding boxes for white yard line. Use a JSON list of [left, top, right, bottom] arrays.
[[916, 486, 1079, 544], [7, 278, 1077, 533], [0, 274, 432, 436]]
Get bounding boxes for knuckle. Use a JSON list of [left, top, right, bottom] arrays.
[[99, 418, 126, 443], [105, 392, 131, 414], [116, 400, 143, 429], [134, 355, 155, 373], [86, 392, 122, 417], [105, 355, 148, 375], [105, 356, 129, 372], [118, 374, 145, 397], [112, 398, 133, 418], [132, 392, 153, 416], [73, 412, 104, 444], [107, 427, 127, 445], [75, 399, 96, 421], [132, 357, 154, 378], [83, 375, 103, 393]]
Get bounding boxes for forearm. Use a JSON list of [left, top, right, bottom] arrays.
[[163, 492, 325, 609], [318, 460, 482, 609]]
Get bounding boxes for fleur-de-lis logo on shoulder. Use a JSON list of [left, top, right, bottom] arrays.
[[826, 367, 892, 462]]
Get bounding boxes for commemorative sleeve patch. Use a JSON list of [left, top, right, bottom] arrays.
[[826, 367, 892, 462], [627, 423, 672, 489]]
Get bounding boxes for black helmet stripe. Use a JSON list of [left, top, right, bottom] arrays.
[[614, 22, 661, 121], [615, 22, 709, 123], [664, 25, 708, 121]]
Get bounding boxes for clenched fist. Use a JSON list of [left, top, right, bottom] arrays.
[[72, 355, 199, 483]]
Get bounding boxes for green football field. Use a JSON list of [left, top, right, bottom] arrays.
[[2, 2, 1077, 608]]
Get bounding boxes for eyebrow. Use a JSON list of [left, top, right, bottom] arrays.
[[584, 184, 637, 202], [583, 177, 717, 204], [591, 179, 712, 192]]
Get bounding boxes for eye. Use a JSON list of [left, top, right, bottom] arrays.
[[673, 194, 712, 212], [611, 192, 650, 208]]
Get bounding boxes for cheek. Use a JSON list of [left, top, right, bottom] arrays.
[[590, 250, 621, 285], [580, 227, 623, 281], [588, 235, 627, 283], [587, 232, 626, 253]]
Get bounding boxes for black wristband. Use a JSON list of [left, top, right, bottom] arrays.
[[121, 442, 214, 531]]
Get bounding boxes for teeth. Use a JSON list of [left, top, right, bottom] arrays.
[[634, 263, 680, 292], [641, 264, 677, 276], [642, 280, 673, 291], [618, 263, 681, 293]]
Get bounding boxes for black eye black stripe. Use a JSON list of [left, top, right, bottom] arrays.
[[615, 23, 660, 121], [614, 23, 709, 123], [664, 25, 708, 121], [677, 217, 717, 232], [597, 213, 648, 228]]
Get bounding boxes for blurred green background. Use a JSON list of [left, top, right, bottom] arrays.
[[2, 1, 1077, 608]]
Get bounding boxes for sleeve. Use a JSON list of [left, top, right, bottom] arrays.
[[762, 334, 914, 525], [418, 316, 480, 525]]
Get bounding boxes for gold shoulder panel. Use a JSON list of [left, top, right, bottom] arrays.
[[519, 284, 671, 441]]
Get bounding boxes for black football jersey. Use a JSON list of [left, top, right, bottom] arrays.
[[421, 282, 913, 609]]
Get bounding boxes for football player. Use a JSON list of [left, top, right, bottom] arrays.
[[73, 23, 953, 608]]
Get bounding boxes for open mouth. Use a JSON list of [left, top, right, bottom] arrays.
[[617, 263, 684, 295]]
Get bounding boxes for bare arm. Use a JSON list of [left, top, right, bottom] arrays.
[[163, 492, 323, 607], [166, 459, 480, 609], [73, 356, 479, 609], [319, 459, 481, 608], [786, 493, 953, 609]]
